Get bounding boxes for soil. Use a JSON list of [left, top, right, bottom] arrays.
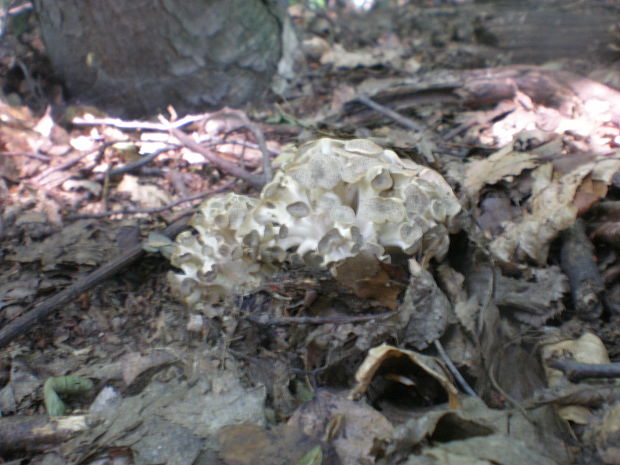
[[1, 1, 620, 464]]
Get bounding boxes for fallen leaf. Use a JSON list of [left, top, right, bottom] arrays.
[[349, 343, 459, 409], [288, 389, 393, 465], [463, 146, 540, 198]]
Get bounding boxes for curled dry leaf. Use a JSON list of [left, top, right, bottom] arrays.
[[348, 343, 459, 409], [489, 162, 585, 264], [466, 145, 620, 264]]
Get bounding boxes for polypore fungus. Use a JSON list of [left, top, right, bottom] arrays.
[[168, 138, 461, 310]]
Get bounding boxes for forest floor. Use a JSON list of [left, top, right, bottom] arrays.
[[2, 1, 620, 464]]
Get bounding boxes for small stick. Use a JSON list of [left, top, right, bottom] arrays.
[[528, 385, 620, 409], [246, 311, 395, 326], [100, 146, 175, 178], [72, 113, 205, 131], [434, 340, 478, 397], [33, 148, 95, 184], [178, 108, 274, 183], [218, 108, 274, 182], [356, 94, 426, 132], [547, 359, 620, 382], [169, 127, 265, 188]]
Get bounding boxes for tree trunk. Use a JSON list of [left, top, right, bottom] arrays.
[[33, 0, 284, 117]]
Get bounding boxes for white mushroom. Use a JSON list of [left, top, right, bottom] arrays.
[[167, 138, 461, 310]]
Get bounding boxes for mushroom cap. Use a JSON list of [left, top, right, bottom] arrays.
[[168, 138, 461, 310]]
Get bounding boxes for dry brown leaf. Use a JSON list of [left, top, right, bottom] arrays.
[[288, 389, 393, 465], [573, 176, 609, 215], [320, 43, 402, 69], [489, 162, 585, 264], [349, 343, 459, 408], [399, 259, 451, 350], [218, 423, 324, 465], [494, 267, 568, 325], [117, 174, 172, 209], [493, 154, 620, 264], [463, 146, 540, 198], [332, 253, 405, 310], [419, 435, 560, 465], [7, 219, 113, 268]]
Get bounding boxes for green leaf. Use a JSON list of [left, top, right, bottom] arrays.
[[44, 376, 94, 417]]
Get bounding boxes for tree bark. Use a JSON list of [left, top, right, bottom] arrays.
[[33, 0, 283, 117]]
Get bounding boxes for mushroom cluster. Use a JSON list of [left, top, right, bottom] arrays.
[[168, 138, 461, 310]]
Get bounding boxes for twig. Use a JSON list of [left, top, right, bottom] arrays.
[[93, 145, 177, 180], [75, 110, 273, 186], [0, 213, 193, 349], [108, 146, 173, 175], [434, 340, 478, 397], [8, 2, 34, 16], [246, 311, 395, 326], [547, 359, 620, 382], [356, 94, 426, 132], [169, 127, 265, 188], [32, 149, 86, 183], [32, 141, 122, 184], [215, 108, 273, 182], [71, 113, 205, 131]]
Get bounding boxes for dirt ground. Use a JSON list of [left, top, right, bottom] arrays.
[[2, 1, 620, 464]]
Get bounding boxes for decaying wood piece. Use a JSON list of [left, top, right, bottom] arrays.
[[476, 3, 620, 64], [0, 414, 88, 453], [560, 219, 605, 320], [548, 359, 620, 383]]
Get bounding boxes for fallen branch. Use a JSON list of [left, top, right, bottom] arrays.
[[547, 359, 620, 382], [0, 414, 88, 453]]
